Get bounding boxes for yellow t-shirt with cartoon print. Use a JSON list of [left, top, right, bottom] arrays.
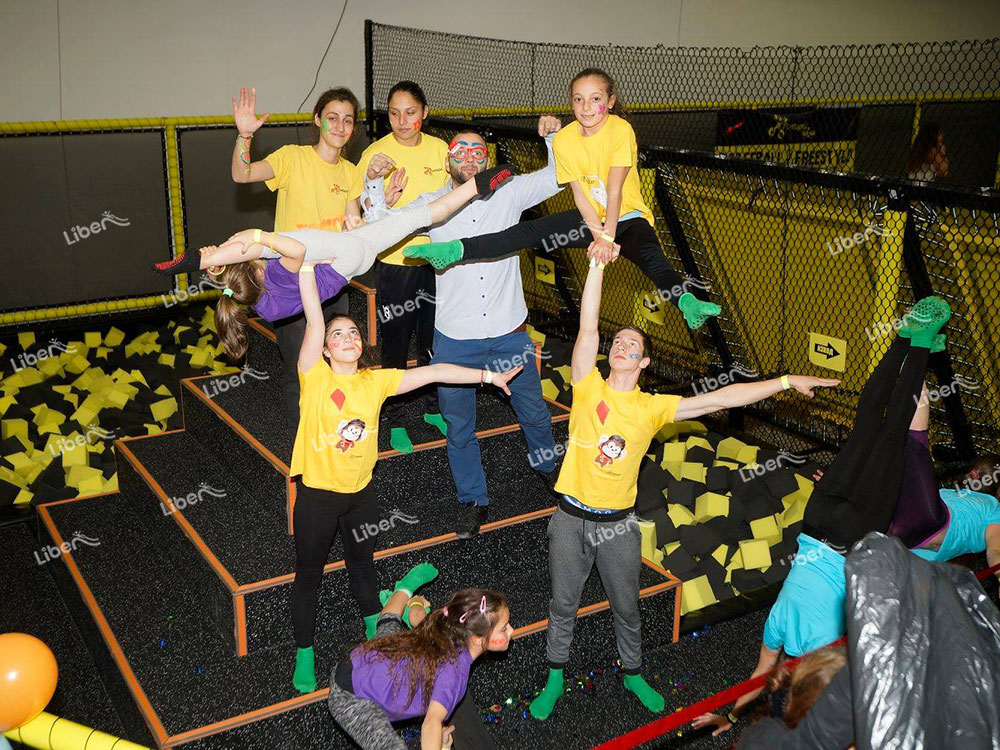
[[356, 133, 451, 266], [554, 367, 681, 511], [290, 363, 405, 493], [552, 114, 654, 227], [264, 144, 363, 233]]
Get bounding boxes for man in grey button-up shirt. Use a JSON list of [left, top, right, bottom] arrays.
[[365, 117, 564, 537]]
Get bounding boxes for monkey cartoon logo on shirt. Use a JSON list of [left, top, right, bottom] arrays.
[[594, 434, 627, 468], [336, 418, 369, 452]]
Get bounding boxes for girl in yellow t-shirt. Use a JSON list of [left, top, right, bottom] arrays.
[[357, 81, 452, 455], [288, 257, 522, 695], [407, 68, 722, 332]]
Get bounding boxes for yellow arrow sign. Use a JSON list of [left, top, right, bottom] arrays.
[[808, 332, 847, 372], [535, 257, 555, 285]]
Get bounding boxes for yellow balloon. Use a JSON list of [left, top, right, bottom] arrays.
[[0, 633, 58, 731]]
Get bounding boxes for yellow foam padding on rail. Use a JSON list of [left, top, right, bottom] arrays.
[[667, 503, 696, 527], [739, 539, 772, 570], [4, 710, 153, 750], [661, 441, 687, 464], [680, 462, 707, 483], [716, 436, 748, 462], [639, 519, 658, 559], [680, 574, 717, 615], [17, 332, 35, 349], [695, 492, 729, 521]]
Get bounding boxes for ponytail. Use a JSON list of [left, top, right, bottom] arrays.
[[214, 263, 264, 362], [570, 68, 628, 119]]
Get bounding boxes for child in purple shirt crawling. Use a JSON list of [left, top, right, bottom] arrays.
[[329, 562, 512, 750]]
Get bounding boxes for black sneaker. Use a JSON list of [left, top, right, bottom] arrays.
[[456, 502, 488, 539]]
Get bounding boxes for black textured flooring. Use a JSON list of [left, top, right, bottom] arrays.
[[223, 323, 568, 464], [122, 423, 568, 586], [0, 523, 127, 739]]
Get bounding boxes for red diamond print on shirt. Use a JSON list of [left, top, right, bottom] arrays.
[[330, 389, 346, 410], [596, 400, 610, 424]]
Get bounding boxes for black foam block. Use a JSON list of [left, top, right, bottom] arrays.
[[794, 462, 822, 483], [762, 562, 791, 585], [705, 431, 726, 448], [639, 505, 679, 546], [679, 523, 723, 558], [763, 468, 800, 499], [731, 569, 767, 592], [694, 556, 728, 588], [756, 448, 781, 466], [663, 546, 699, 577], [703, 516, 745, 545], [739, 482, 783, 519], [665, 479, 696, 508], [637, 459, 671, 497], [0, 478, 18, 508], [1, 437, 25, 456], [685, 445, 716, 466], [705, 466, 732, 493]]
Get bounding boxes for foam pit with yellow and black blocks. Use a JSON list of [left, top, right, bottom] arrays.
[[0, 303, 235, 510]]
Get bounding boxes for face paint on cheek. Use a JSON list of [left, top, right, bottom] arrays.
[[354, 339, 363, 351], [628, 353, 641, 360], [321, 119, 332, 134], [412, 119, 422, 132], [598, 105, 606, 115]]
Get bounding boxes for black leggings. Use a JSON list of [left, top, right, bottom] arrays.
[[802, 336, 930, 549], [292, 481, 381, 648], [460, 210, 694, 306]]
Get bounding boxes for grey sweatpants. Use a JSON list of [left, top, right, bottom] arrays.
[[545, 507, 644, 670], [263, 204, 434, 278]]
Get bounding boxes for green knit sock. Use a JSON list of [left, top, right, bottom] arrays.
[[394, 562, 439, 597], [677, 293, 722, 330], [904, 296, 952, 348], [292, 647, 316, 693], [529, 667, 564, 720], [389, 427, 414, 454], [378, 589, 422, 627], [930, 333, 946, 354], [423, 412, 448, 436], [363, 613, 380, 640], [624, 673, 665, 713], [402, 239, 465, 270]]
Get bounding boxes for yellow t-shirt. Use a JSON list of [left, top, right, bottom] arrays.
[[356, 133, 451, 265], [554, 367, 681, 511], [290, 363, 405, 493], [264, 144, 363, 233], [552, 115, 654, 227]]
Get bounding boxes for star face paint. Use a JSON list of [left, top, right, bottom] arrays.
[[412, 118, 422, 132]]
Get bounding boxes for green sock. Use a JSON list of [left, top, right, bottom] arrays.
[[930, 333, 946, 354], [292, 647, 316, 693], [904, 296, 952, 348], [394, 562, 438, 596], [363, 613, 380, 640], [402, 239, 465, 270], [529, 667, 564, 720], [678, 292, 722, 330], [423, 412, 448, 436], [623, 672, 665, 713], [389, 427, 414, 454], [379, 589, 421, 627]]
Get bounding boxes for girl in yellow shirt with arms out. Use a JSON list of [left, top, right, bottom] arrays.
[[289, 250, 522, 695]]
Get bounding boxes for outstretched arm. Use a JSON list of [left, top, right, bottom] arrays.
[[692, 643, 781, 736], [231, 86, 274, 183], [397, 364, 523, 396], [200, 230, 305, 273], [296, 266, 326, 373], [986, 524, 1000, 578], [673, 375, 840, 422], [571, 261, 604, 383]]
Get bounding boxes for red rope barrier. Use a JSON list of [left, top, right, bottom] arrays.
[[596, 561, 998, 750]]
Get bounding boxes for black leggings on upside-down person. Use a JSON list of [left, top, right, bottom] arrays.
[[458, 210, 698, 306], [802, 336, 930, 550]]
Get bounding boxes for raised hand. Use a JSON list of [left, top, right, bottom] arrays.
[[386, 167, 408, 207], [233, 86, 269, 136], [366, 153, 396, 180], [537, 115, 562, 137], [787, 376, 840, 398]]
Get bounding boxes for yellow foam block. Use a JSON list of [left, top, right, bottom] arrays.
[[526, 324, 544, 345], [661, 442, 687, 463], [88, 374, 115, 395], [716, 436, 748, 461], [739, 539, 772, 570], [795, 474, 814, 492], [150, 398, 178, 422], [735, 445, 760, 465], [66, 464, 103, 487], [153, 352, 172, 368], [153, 384, 172, 397], [144, 423, 164, 435], [123, 340, 143, 358], [554, 364, 572, 384], [663, 541, 681, 555], [71, 406, 98, 428], [61, 439, 89, 468], [695, 492, 729, 521], [662, 461, 683, 481], [5, 452, 33, 476], [750, 514, 780, 540], [103, 474, 119, 493], [13, 488, 33, 506], [638, 520, 658, 560], [129, 369, 148, 387], [540, 378, 560, 402], [31, 405, 65, 430], [685, 436, 714, 452], [713, 459, 740, 470], [655, 420, 707, 443], [711, 544, 730, 566], [16, 368, 43, 387], [782, 498, 807, 526], [667, 503, 696, 527], [680, 574, 718, 615], [65, 354, 91, 375], [189, 347, 215, 368], [2, 418, 28, 442], [0, 342, 5, 358], [104, 327, 126, 347], [199, 307, 217, 332], [79, 393, 106, 413], [37, 357, 64, 378], [104, 389, 130, 409], [17, 332, 36, 349], [173, 325, 191, 343], [650, 547, 665, 566], [680, 462, 707, 483], [0, 394, 15, 417], [83, 331, 102, 348]]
